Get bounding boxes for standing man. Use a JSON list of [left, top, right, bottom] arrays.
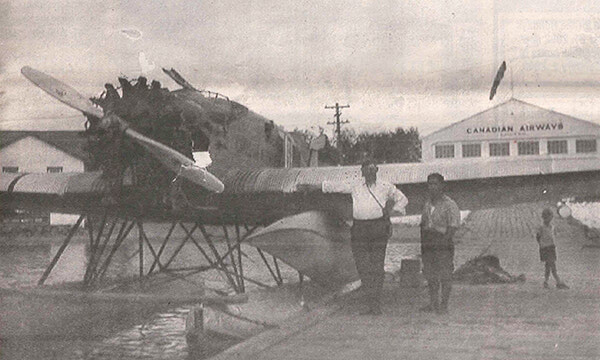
[[323, 159, 408, 315], [420, 173, 460, 315]]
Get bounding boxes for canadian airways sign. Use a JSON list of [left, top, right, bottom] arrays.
[[466, 123, 564, 135]]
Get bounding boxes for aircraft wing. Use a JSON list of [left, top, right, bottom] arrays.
[[5, 156, 600, 220], [218, 156, 600, 196]]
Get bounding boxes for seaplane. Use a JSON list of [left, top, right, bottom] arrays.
[[2, 66, 600, 339]]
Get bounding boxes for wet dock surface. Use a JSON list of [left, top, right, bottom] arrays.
[[211, 203, 600, 360]]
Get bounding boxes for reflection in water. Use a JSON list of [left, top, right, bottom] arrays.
[[45, 243, 87, 285], [0, 244, 51, 288], [0, 240, 202, 360], [0, 237, 419, 360]]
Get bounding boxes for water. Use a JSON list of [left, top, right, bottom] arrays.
[[0, 232, 419, 360]]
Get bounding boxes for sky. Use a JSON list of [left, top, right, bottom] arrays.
[[2, 0, 600, 137]]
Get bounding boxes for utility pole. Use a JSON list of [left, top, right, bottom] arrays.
[[325, 102, 350, 146]]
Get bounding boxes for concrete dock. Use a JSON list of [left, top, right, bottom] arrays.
[[210, 203, 600, 360]]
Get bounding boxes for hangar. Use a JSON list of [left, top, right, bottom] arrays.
[[422, 98, 600, 162], [0, 131, 89, 225], [0, 131, 89, 174]]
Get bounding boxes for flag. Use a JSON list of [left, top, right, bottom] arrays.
[[489, 61, 507, 100]]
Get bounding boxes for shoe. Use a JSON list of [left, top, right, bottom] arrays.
[[543, 281, 550, 289], [557, 283, 569, 289], [419, 304, 437, 313]]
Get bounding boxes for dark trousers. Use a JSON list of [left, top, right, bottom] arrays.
[[421, 229, 454, 309], [351, 218, 390, 310]]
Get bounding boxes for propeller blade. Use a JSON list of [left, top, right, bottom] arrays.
[[179, 164, 225, 194], [124, 127, 224, 193], [21, 66, 104, 119]]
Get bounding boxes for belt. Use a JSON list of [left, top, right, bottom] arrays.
[[422, 228, 445, 236]]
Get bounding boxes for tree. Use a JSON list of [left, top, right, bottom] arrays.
[[300, 127, 421, 166], [337, 127, 421, 165]]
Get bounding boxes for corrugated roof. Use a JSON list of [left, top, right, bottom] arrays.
[[4, 172, 105, 195], [0, 173, 23, 192], [0, 131, 90, 162], [11, 173, 79, 195]]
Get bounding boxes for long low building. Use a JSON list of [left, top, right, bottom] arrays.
[[421, 98, 599, 162]]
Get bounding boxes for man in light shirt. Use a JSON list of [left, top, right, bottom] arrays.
[[420, 173, 460, 315], [323, 159, 408, 315]]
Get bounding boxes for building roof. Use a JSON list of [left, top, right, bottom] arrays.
[[0, 131, 90, 162], [423, 98, 600, 143]]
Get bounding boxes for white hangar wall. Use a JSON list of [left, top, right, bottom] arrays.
[[0, 136, 84, 173], [0, 135, 85, 225]]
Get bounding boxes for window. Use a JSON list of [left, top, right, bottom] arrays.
[[547, 140, 567, 154], [576, 139, 597, 153], [462, 143, 481, 158], [518, 141, 539, 155], [2, 166, 19, 173], [489, 142, 509, 157], [435, 144, 454, 159], [47, 166, 63, 173]]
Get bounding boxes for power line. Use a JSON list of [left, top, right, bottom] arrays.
[[325, 102, 349, 146]]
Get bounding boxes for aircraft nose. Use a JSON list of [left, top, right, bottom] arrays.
[[98, 113, 126, 132]]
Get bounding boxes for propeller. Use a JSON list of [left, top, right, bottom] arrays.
[[20, 66, 224, 193]]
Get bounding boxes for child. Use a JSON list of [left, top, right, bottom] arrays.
[[536, 208, 569, 289]]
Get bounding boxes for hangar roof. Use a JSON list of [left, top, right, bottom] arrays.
[[0, 131, 89, 162], [423, 98, 600, 144]]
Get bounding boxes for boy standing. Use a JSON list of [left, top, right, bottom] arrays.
[[536, 208, 569, 289]]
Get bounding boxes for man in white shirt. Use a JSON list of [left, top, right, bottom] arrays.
[[323, 159, 408, 315]]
